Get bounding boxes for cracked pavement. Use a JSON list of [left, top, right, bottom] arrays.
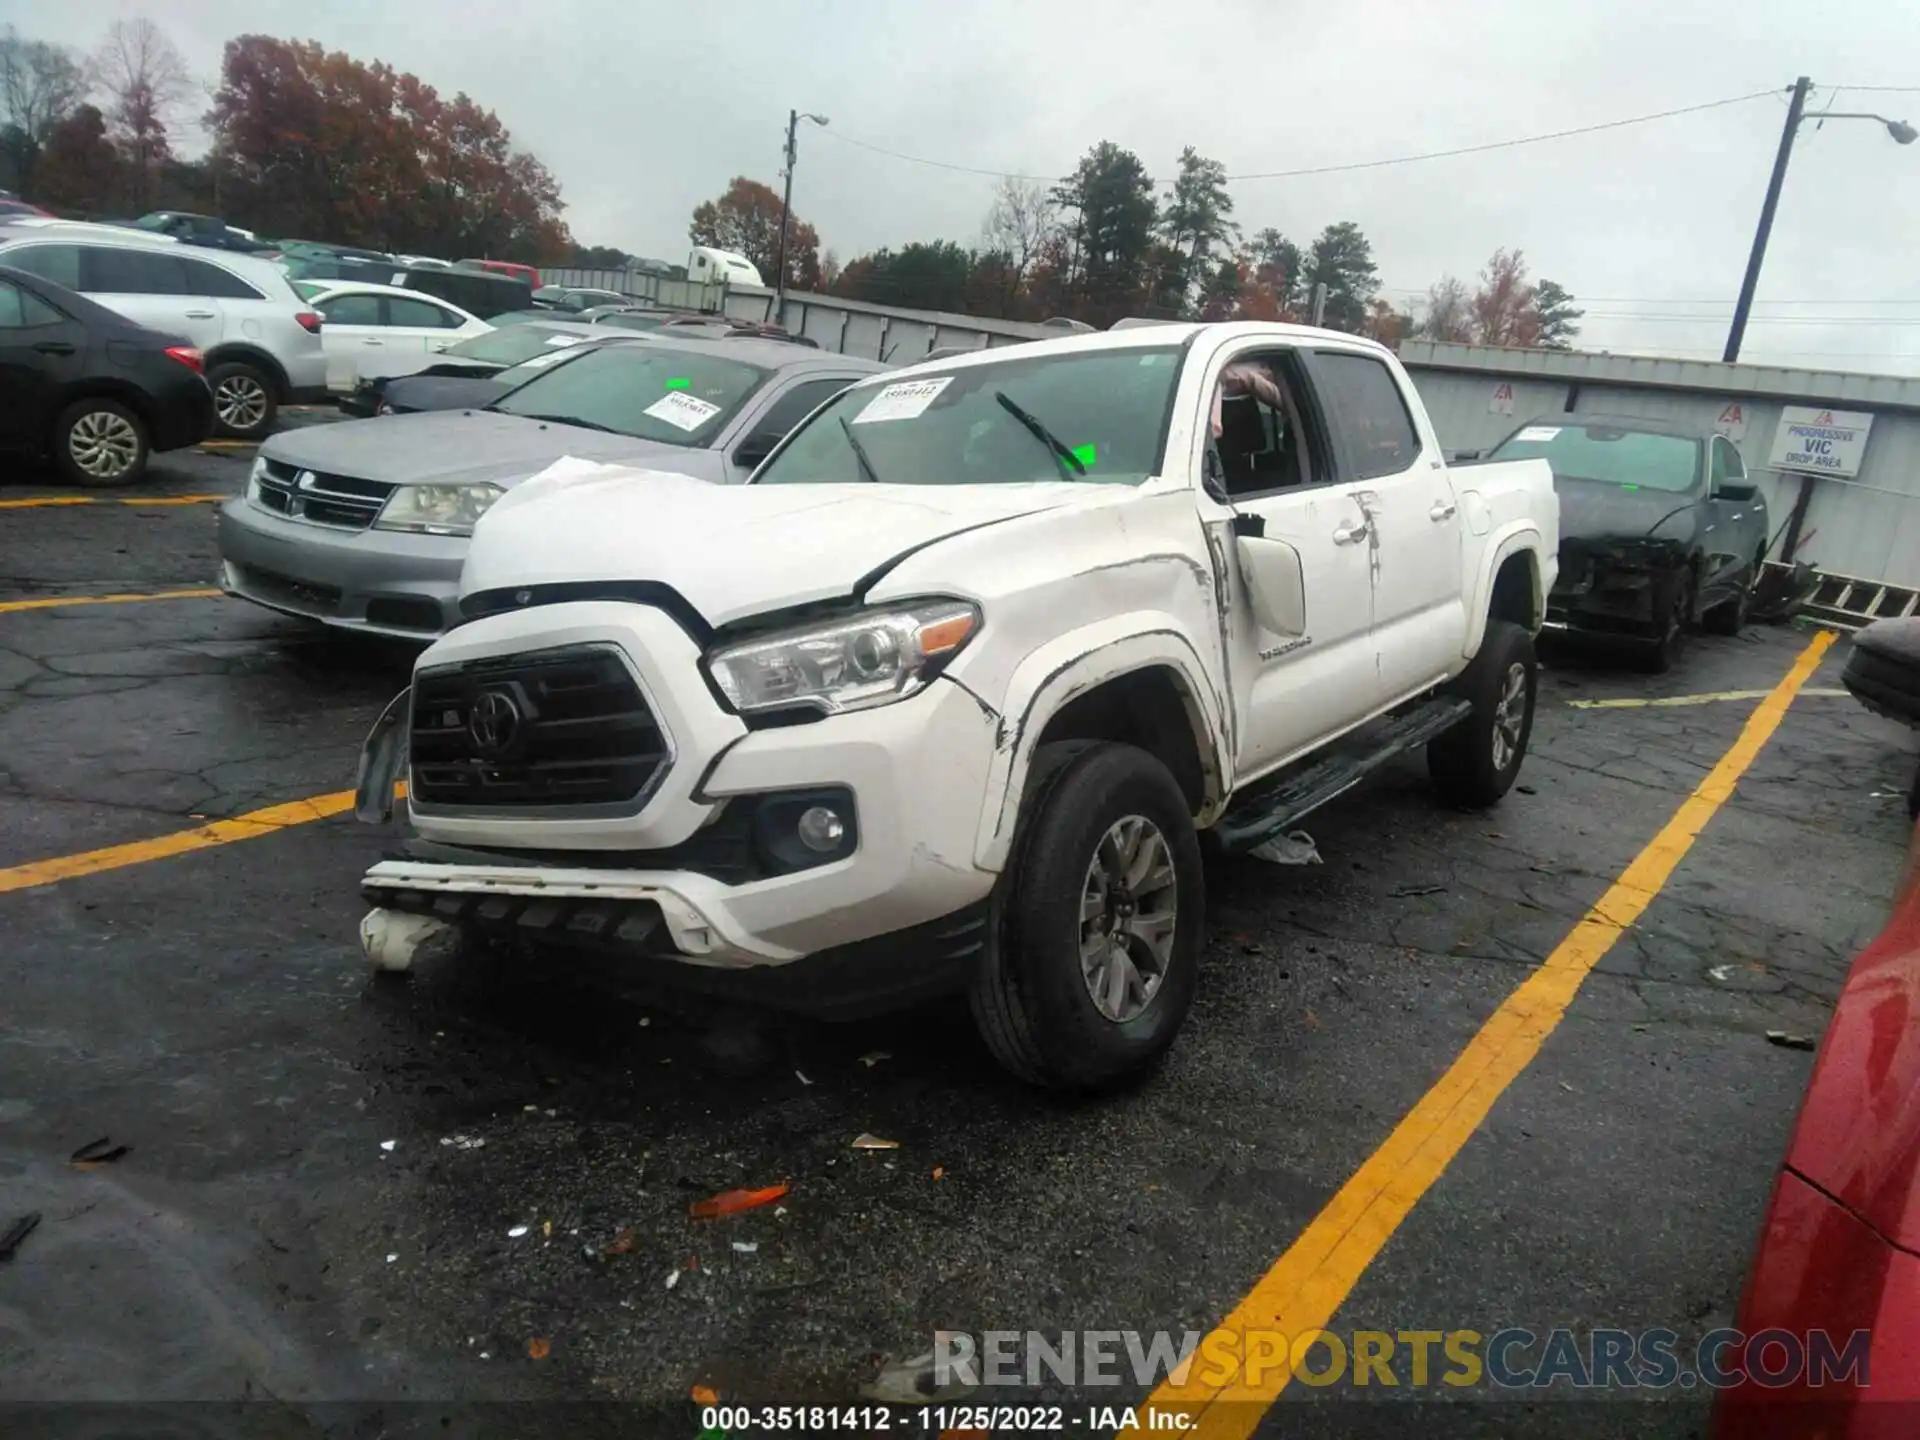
[[1, 439, 1917, 1436]]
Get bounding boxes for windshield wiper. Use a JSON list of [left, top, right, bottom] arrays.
[[838, 415, 884, 483], [994, 390, 1085, 476], [500, 411, 622, 434]]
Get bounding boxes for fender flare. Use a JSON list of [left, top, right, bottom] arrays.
[[972, 616, 1230, 872], [204, 343, 290, 399], [1463, 524, 1549, 658]]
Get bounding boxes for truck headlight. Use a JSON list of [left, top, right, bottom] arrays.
[[706, 600, 980, 716], [373, 483, 505, 536]]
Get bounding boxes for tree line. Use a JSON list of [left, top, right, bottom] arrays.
[[685, 141, 1585, 349], [1, 20, 569, 262]]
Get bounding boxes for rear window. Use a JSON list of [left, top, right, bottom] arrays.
[[1312, 352, 1420, 478], [491, 343, 769, 447], [1491, 422, 1702, 494], [181, 256, 263, 300]]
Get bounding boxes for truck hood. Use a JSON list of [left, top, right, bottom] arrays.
[[261, 409, 689, 487], [462, 462, 1100, 628], [1556, 476, 1700, 546]]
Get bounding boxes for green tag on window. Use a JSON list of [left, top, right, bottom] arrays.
[[666, 378, 690, 390], [1071, 443, 1097, 468]]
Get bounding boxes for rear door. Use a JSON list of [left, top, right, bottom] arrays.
[[177, 252, 264, 348], [384, 294, 486, 372], [0, 278, 82, 449], [77, 245, 224, 352], [1304, 346, 1465, 706], [311, 290, 386, 389]]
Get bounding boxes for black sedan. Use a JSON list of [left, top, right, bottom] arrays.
[[1484, 415, 1771, 671], [0, 263, 213, 487], [338, 320, 603, 417]]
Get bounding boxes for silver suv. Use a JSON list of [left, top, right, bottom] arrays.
[[0, 220, 327, 438]]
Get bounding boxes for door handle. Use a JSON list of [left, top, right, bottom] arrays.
[[183, 310, 216, 319], [1430, 499, 1457, 521], [1333, 519, 1371, 546], [32, 341, 76, 355], [361, 339, 384, 346]]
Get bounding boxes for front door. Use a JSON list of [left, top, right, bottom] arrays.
[[1306, 347, 1466, 705], [1191, 344, 1379, 783]]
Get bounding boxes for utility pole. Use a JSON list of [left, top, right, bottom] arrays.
[[1309, 282, 1329, 328], [773, 109, 799, 325], [1724, 77, 1812, 363]]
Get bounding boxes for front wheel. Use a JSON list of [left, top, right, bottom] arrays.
[[969, 741, 1205, 1092], [1702, 562, 1757, 637], [1639, 568, 1697, 673], [1428, 620, 1537, 809]]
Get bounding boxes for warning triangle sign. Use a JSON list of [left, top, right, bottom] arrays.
[[1813, 410, 1834, 424]]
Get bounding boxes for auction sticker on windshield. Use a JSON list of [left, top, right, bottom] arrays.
[[643, 391, 723, 432], [543, 335, 584, 347], [854, 377, 953, 425], [1515, 425, 1561, 442]]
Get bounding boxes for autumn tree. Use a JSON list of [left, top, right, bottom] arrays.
[[0, 26, 86, 199], [1051, 141, 1157, 326], [1157, 146, 1236, 315], [91, 17, 193, 209], [1300, 221, 1378, 331], [1471, 248, 1538, 346], [688, 176, 819, 288], [34, 102, 120, 213], [205, 35, 568, 261]]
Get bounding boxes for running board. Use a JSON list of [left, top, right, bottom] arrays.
[[1213, 697, 1473, 852]]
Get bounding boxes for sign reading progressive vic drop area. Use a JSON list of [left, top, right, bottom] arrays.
[[1767, 406, 1874, 478]]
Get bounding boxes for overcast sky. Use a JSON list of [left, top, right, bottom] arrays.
[[10, 0, 1920, 373]]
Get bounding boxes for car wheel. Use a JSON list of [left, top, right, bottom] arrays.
[[207, 361, 278, 439], [969, 741, 1204, 1092], [53, 398, 150, 487], [1703, 563, 1756, 637], [1428, 619, 1537, 809], [1640, 568, 1698, 674]]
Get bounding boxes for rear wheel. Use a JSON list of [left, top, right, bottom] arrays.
[[53, 398, 149, 487], [969, 741, 1204, 1091], [1428, 620, 1537, 808], [208, 360, 278, 440]]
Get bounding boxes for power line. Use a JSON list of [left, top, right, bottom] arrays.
[[812, 87, 1782, 186]]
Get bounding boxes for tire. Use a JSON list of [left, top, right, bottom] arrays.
[[1638, 567, 1697, 674], [969, 741, 1205, 1092], [1427, 619, 1537, 809], [207, 360, 278, 439], [1702, 561, 1757, 637], [52, 397, 150, 487]]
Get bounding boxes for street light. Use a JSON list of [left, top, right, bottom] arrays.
[[1724, 78, 1917, 362], [773, 110, 829, 321]]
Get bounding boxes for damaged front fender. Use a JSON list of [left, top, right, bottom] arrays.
[[355, 686, 410, 824]]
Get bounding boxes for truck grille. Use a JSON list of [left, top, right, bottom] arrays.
[[254, 458, 396, 530], [408, 645, 671, 809]]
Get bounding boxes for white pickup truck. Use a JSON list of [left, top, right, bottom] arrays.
[[353, 322, 1558, 1090]]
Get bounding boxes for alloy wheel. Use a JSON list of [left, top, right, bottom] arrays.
[[1078, 814, 1180, 1023]]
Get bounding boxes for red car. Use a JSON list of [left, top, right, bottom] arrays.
[[1716, 815, 1920, 1436], [458, 257, 540, 287]]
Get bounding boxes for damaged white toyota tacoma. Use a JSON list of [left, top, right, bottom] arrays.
[[353, 321, 1558, 1090]]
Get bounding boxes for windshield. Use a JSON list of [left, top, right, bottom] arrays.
[[491, 343, 768, 447], [443, 326, 588, 366], [755, 345, 1183, 486], [1491, 422, 1702, 493]]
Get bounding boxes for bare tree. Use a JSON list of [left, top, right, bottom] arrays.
[[1470, 248, 1539, 347], [1418, 275, 1473, 343], [981, 176, 1057, 285], [0, 26, 87, 198], [91, 16, 193, 206]]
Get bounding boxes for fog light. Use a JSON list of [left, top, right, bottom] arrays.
[[796, 805, 846, 852]]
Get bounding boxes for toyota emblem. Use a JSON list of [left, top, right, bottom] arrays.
[[468, 689, 521, 754]]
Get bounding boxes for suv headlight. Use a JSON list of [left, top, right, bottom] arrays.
[[246, 454, 269, 501], [706, 600, 980, 716], [373, 483, 504, 536]]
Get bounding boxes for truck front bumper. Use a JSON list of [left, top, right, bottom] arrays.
[[364, 599, 1005, 978]]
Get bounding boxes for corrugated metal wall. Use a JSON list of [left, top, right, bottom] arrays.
[[1402, 363, 1920, 588]]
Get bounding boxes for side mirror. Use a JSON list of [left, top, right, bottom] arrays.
[[1714, 481, 1758, 503], [733, 430, 783, 468]]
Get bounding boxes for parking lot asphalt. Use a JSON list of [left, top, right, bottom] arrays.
[[3, 433, 1918, 1436]]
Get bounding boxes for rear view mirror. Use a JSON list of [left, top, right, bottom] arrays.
[[733, 430, 783, 468]]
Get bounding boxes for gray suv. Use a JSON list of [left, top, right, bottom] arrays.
[[0, 220, 327, 438]]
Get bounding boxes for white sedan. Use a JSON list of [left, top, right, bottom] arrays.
[[305, 282, 493, 392]]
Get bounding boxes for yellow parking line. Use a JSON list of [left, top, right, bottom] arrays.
[[0, 588, 222, 615], [0, 784, 406, 896], [1569, 686, 1848, 710], [1147, 630, 1837, 1436], [0, 493, 226, 510]]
